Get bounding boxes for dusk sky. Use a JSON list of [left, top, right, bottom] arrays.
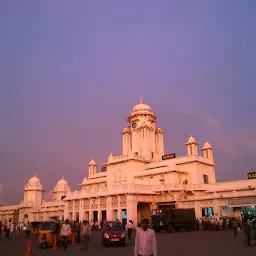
[[0, 1, 256, 205]]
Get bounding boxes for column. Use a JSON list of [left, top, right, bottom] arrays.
[[194, 201, 202, 219], [126, 197, 138, 226], [98, 199, 102, 222], [64, 202, 69, 220], [88, 199, 92, 222], [79, 200, 84, 221], [106, 197, 112, 220], [213, 200, 220, 218], [118, 196, 122, 221]]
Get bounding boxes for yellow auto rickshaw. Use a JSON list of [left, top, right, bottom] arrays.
[[38, 220, 61, 249], [31, 221, 40, 235]]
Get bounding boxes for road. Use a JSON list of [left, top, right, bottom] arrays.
[[0, 230, 254, 256]]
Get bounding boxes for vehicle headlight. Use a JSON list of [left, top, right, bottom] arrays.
[[104, 233, 109, 239], [121, 232, 125, 238]]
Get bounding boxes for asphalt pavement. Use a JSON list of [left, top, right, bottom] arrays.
[[0, 229, 255, 256]]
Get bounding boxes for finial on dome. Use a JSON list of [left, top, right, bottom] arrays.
[[62, 176, 64, 180], [139, 95, 143, 104]]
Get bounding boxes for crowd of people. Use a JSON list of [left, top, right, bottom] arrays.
[[0, 220, 33, 240], [195, 216, 254, 246]]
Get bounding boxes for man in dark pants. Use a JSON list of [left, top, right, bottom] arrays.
[[232, 218, 238, 237], [60, 219, 71, 251], [127, 220, 133, 240]]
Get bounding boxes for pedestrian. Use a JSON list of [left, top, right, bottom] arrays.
[[126, 220, 133, 240], [0, 221, 2, 239], [134, 219, 157, 256], [80, 220, 90, 250], [10, 223, 14, 238], [75, 220, 81, 243], [232, 218, 238, 237], [5, 220, 11, 240], [60, 219, 71, 251], [25, 222, 31, 239]]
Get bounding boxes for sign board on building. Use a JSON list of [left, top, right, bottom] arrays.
[[101, 166, 107, 172], [162, 153, 176, 160], [247, 172, 256, 179]]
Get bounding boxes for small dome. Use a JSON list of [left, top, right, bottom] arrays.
[[89, 159, 97, 165], [57, 176, 68, 185], [202, 141, 213, 149], [186, 136, 197, 144], [122, 127, 130, 133], [28, 175, 40, 184], [156, 127, 163, 133]]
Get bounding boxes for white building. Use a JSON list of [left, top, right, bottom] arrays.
[[0, 176, 69, 223], [1, 99, 256, 224], [64, 99, 256, 225]]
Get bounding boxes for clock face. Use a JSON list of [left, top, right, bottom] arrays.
[[132, 123, 137, 129]]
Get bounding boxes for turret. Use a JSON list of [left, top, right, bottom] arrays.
[[201, 141, 214, 161], [185, 136, 199, 156], [53, 177, 70, 200], [88, 159, 97, 176], [121, 127, 131, 155], [23, 175, 44, 208]]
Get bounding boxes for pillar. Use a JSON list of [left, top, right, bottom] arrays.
[[126, 198, 138, 226], [79, 200, 84, 221], [106, 197, 112, 220], [213, 200, 220, 218], [118, 196, 122, 221], [194, 201, 202, 219], [88, 199, 92, 222], [64, 204, 69, 220]]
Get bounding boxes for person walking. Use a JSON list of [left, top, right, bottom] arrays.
[[60, 219, 71, 251], [232, 218, 238, 237], [5, 220, 11, 240], [75, 220, 81, 243], [126, 220, 133, 240], [134, 219, 157, 256], [80, 220, 90, 250]]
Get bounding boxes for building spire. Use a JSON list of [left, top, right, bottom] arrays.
[[139, 95, 143, 104]]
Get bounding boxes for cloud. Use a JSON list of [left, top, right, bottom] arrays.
[[216, 126, 256, 157], [174, 106, 221, 133]]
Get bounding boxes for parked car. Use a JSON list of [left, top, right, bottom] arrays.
[[102, 220, 126, 247]]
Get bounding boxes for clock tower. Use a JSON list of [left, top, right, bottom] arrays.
[[121, 97, 164, 161]]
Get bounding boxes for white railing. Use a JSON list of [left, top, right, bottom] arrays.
[[109, 153, 146, 163]]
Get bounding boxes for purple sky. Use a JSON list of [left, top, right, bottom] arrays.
[[0, 1, 256, 205]]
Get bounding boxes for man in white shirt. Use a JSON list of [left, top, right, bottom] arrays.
[[60, 219, 71, 251], [126, 220, 133, 240], [134, 219, 157, 256]]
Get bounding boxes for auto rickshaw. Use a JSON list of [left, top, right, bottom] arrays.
[[38, 220, 61, 249], [31, 221, 40, 235]]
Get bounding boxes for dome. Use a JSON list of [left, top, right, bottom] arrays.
[[89, 159, 97, 165], [57, 176, 68, 185], [186, 136, 198, 144], [132, 103, 151, 112], [132, 96, 151, 112], [28, 175, 40, 184], [202, 141, 213, 150]]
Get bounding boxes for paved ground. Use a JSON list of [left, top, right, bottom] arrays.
[[0, 230, 255, 256]]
